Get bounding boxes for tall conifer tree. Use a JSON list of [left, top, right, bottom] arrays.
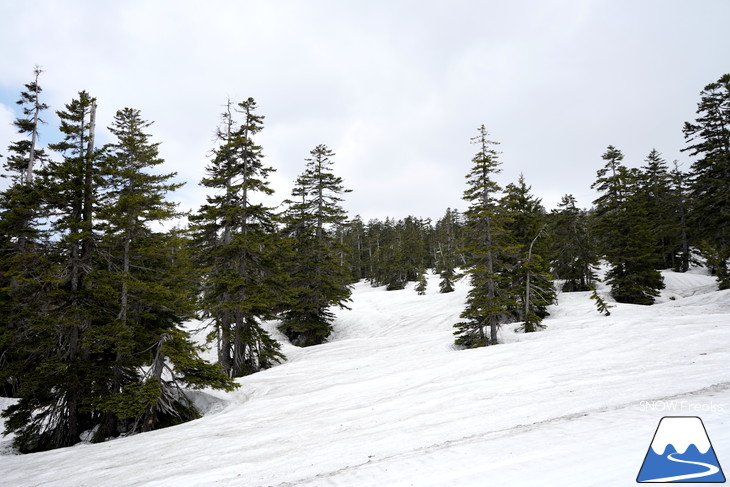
[[636, 149, 677, 269], [682, 73, 730, 288], [501, 175, 555, 332], [591, 146, 664, 304], [279, 144, 352, 346], [5, 66, 49, 184], [90, 108, 235, 439], [192, 98, 285, 376], [550, 194, 597, 291], [454, 125, 515, 347], [0, 69, 52, 398]]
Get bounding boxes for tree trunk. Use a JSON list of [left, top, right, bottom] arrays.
[[25, 68, 42, 184], [142, 333, 171, 432]]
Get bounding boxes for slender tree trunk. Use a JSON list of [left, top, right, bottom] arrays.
[[26, 103, 39, 184], [142, 333, 171, 432], [678, 197, 689, 273], [25, 68, 42, 184], [524, 227, 544, 332], [481, 164, 497, 344]]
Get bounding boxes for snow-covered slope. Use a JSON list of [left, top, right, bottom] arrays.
[[1, 270, 729, 486]]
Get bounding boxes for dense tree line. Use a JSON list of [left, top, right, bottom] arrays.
[[0, 74, 352, 452], [1, 70, 728, 451]]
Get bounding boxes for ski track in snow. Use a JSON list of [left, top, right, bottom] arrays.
[[1, 268, 729, 486]]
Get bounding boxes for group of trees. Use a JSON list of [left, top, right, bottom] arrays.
[[0, 73, 352, 452], [0, 79, 239, 453], [0, 68, 727, 452], [332, 74, 729, 347]]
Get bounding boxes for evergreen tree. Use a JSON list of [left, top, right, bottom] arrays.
[[591, 146, 664, 304], [636, 149, 678, 269], [682, 73, 730, 288], [3, 96, 236, 453], [89, 107, 235, 439], [371, 218, 406, 289], [415, 267, 428, 295], [434, 208, 464, 293], [454, 125, 515, 348], [0, 69, 52, 398], [501, 175, 555, 332], [550, 194, 597, 291], [4, 66, 50, 184], [341, 215, 367, 282], [191, 98, 285, 376], [279, 144, 352, 346], [6, 91, 103, 451], [668, 162, 691, 272], [400, 216, 431, 281]]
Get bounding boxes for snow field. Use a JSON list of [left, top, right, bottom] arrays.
[[1, 269, 729, 486]]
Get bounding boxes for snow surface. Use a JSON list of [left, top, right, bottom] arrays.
[[1, 269, 729, 486]]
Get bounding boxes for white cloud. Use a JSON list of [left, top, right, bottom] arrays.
[[0, 102, 17, 173], [0, 0, 727, 220]]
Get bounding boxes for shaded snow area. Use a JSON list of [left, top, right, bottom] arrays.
[[2, 269, 729, 486]]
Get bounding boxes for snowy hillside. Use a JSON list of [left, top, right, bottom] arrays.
[[1, 269, 729, 486]]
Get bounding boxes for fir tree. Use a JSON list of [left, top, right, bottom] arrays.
[[682, 74, 730, 288], [4, 66, 50, 184], [434, 208, 464, 293], [439, 267, 456, 294], [191, 98, 286, 376], [550, 194, 597, 291], [501, 174, 555, 331], [636, 149, 678, 269], [591, 146, 664, 304], [454, 125, 515, 348], [3, 96, 237, 452], [279, 144, 352, 346], [415, 267, 428, 295], [6, 91, 103, 451], [0, 70, 52, 398], [89, 107, 236, 438], [340, 215, 368, 282], [668, 162, 691, 272]]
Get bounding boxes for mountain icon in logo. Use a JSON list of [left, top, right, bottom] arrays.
[[637, 416, 726, 483]]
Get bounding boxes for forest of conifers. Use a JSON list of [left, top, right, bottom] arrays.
[[1, 69, 728, 453]]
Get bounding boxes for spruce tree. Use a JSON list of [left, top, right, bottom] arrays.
[[454, 125, 515, 348], [90, 107, 235, 438], [279, 144, 352, 346], [434, 208, 464, 294], [191, 98, 285, 376], [591, 146, 664, 304], [415, 267, 428, 295], [550, 194, 597, 291], [636, 149, 678, 269], [7, 91, 102, 451], [0, 69, 52, 398], [341, 215, 367, 281], [668, 162, 691, 272], [501, 175, 555, 332], [3, 96, 236, 453], [4, 66, 50, 184], [682, 73, 730, 288]]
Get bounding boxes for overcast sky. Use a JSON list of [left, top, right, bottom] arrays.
[[1, 0, 728, 222]]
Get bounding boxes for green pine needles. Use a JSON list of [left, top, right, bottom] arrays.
[[278, 144, 353, 346]]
